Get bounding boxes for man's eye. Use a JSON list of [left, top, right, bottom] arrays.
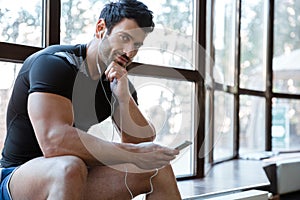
[[119, 35, 130, 42], [134, 43, 143, 49]]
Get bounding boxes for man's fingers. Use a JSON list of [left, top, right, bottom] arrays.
[[158, 147, 179, 156], [105, 62, 128, 81]]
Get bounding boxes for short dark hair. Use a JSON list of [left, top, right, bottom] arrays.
[[99, 0, 155, 34]]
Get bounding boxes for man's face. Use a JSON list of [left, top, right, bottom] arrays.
[[99, 18, 147, 67]]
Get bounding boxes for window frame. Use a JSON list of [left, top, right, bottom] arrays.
[[207, 0, 300, 167], [0, 0, 60, 62]]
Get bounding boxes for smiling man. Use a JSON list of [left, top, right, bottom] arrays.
[[0, 0, 182, 199]]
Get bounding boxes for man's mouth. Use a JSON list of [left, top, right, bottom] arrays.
[[114, 53, 130, 67]]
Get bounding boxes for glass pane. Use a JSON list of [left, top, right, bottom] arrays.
[[88, 74, 195, 177], [0, 62, 22, 151], [239, 95, 266, 155], [0, 0, 43, 47], [128, 75, 195, 177], [213, 0, 236, 86], [60, 0, 195, 70], [272, 98, 300, 151], [273, 0, 300, 94], [134, 0, 195, 69], [60, 0, 106, 44], [240, 0, 266, 91], [213, 91, 234, 161]]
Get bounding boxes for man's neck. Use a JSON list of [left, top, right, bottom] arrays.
[[86, 39, 104, 80]]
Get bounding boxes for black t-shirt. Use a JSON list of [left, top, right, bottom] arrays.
[[0, 44, 137, 168]]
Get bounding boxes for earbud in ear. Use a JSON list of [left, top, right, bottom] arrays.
[[96, 30, 103, 38], [96, 29, 107, 39], [102, 30, 107, 38], [98, 30, 103, 37]]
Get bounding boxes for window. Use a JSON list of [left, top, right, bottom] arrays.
[[0, 1, 46, 153], [60, 0, 103, 45], [239, 0, 268, 155], [273, 0, 300, 95], [213, 0, 236, 86], [213, 91, 234, 161], [0, 0, 43, 47], [272, 0, 300, 151], [240, 0, 267, 91], [206, 0, 300, 167], [0, 62, 22, 150], [128, 76, 195, 176], [60, 0, 195, 70], [272, 98, 300, 151], [134, 0, 195, 70], [239, 95, 266, 154], [206, 0, 238, 163]]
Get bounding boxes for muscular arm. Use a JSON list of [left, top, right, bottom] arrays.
[[28, 92, 126, 166], [105, 61, 156, 144], [28, 92, 175, 168], [112, 97, 156, 143]]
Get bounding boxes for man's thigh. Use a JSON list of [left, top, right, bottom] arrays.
[[84, 164, 157, 200], [8, 156, 86, 200]]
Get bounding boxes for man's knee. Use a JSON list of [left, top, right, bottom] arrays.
[[50, 156, 88, 183]]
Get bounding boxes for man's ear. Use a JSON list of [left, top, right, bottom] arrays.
[[95, 18, 106, 38]]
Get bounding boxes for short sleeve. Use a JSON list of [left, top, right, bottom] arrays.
[[28, 54, 77, 100]]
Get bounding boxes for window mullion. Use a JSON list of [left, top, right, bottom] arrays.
[[265, 0, 275, 151], [45, 0, 60, 46]]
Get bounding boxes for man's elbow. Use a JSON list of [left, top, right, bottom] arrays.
[[121, 134, 150, 143], [36, 125, 70, 158]]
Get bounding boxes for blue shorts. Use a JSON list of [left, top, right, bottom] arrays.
[[0, 167, 17, 200]]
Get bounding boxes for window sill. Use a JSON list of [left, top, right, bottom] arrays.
[[177, 159, 270, 199]]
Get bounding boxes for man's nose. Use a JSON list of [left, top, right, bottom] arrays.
[[123, 44, 138, 58]]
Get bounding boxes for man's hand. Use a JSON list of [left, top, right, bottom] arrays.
[[129, 142, 179, 170], [104, 54, 131, 103]]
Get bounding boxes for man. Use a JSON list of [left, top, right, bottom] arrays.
[[0, 0, 182, 199]]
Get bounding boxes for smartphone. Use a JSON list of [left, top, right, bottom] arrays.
[[175, 141, 192, 151]]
